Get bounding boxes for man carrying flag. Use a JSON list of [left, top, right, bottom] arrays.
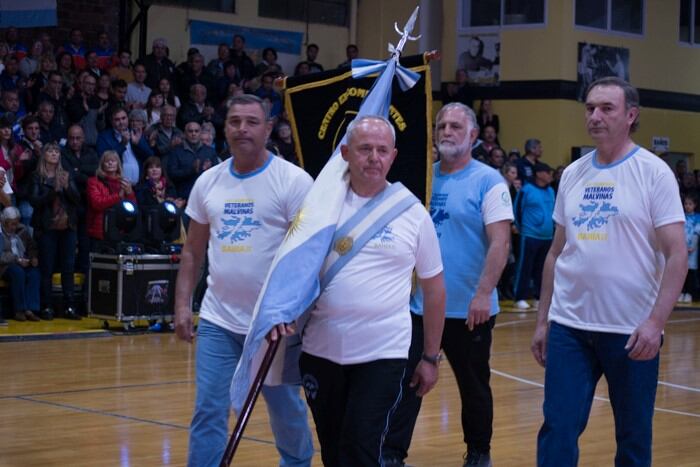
[[174, 94, 314, 467], [270, 115, 445, 466]]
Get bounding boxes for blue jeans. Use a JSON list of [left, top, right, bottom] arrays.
[[3, 264, 40, 312], [538, 322, 659, 467], [188, 319, 314, 467], [37, 229, 77, 308]]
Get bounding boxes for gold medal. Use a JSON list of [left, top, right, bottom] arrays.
[[334, 236, 353, 255]]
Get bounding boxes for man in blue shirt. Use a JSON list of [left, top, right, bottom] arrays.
[[383, 102, 513, 467], [513, 162, 556, 310]]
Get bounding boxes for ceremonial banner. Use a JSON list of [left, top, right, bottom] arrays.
[[0, 0, 56, 28], [284, 53, 434, 202]]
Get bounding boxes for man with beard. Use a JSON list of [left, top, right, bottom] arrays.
[[384, 102, 513, 467]]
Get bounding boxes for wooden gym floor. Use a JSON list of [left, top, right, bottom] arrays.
[[1, 306, 699, 466]]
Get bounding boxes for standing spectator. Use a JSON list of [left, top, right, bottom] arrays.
[[37, 101, 64, 144], [0, 206, 40, 322], [206, 43, 231, 79], [0, 55, 24, 91], [135, 156, 183, 209], [167, 121, 218, 201], [472, 124, 498, 161], [86, 150, 137, 249], [38, 32, 54, 58], [84, 51, 102, 78], [139, 38, 175, 91], [29, 143, 81, 320], [517, 138, 542, 184], [499, 161, 520, 300], [109, 50, 134, 83], [0, 42, 9, 74], [681, 193, 699, 303], [19, 40, 43, 78], [62, 125, 98, 274], [146, 104, 183, 159], [271, 120, 297, 164], [384, 102, 513, 467], [97, 107, 153, 185], [96, 74, 112, 107], [253, 72, 282, 118], [0, 116, 15, 184], [487, 146, 505, 171], [62, 28, 87, 70], [304, 43, 324, 73], [215, 61, 240, 102], [477, 99, 499, 137], [177, 53, 215, 104], [199, 121, 217, 150], [293, 61, 311, 77], [145, 91, 164, 128], [512, 162, 555, 310], [27, 55, 57, 112], [12, 116, 43, 227], [66, 72, 105, 146], [95, 32, 115, 71], [158, 77, 180, 108], [177, 84, 221, 130], [125, 63, 151, 110], [0, 89, 24, 122], [531, 77, 686, 467], [255, 47, 282, 76], [108, 79, 128, 116], [337, 43, 359, 68], [229, 34, 256, 83]]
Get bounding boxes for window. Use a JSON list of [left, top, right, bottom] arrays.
[[259, 0, 349, 27], [460, 0, 546, 29], [152, 0, 235, 13], [575, 0, 644, 35], [679, 0, 700, 44]]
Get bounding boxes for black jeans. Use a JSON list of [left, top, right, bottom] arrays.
[[37, 229, 77, 309], [383, 314, 496, 461], [299, 352, 406, 467]]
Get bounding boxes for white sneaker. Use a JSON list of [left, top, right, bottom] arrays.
[[678, 294, 686, 303], [683, 293, 692, 303], [514, 300, 531, 310]]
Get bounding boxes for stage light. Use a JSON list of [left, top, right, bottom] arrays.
[[144, 201, 182, 249], [104, 200, 142, 244]]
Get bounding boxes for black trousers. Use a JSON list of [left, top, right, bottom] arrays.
[[299, 352, 406, 467], [383, 314, 496, 461], [514, 236, 552, 301]]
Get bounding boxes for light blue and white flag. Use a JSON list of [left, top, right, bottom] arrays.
[[0, 0, 57, 28], [230, 33, 421, 413]]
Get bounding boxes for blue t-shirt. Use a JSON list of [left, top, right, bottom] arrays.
[[411, 159, 513, 319], [514, 182, 555, 239]]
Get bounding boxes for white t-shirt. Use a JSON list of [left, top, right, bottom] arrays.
[[302, 187, 443, 365], [186, 155, 313, 334], [550, 146, 684, 334]]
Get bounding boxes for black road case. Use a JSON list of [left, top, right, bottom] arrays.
[[88, 253, 180, 323]]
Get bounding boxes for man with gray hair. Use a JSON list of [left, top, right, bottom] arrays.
[[384, 102, 513, 467], [517, 137, 543, 184], [276, 115, 446, 465]]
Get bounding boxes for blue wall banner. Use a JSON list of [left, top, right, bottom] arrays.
[[0, 0, 57, 28]]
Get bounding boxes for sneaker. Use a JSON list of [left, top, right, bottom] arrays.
[[40, 308, 54, 320], [148, 321, 162, 332], [64, 307, 81, 320], [678, 293, 686, 303], [25, 310, 40, 322], [684, 293, 693, 303], [14, 310, 27, 322], [463, 450, 492, 467], [514, 300, 531, 310]]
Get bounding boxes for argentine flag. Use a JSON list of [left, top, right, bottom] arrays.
[[230, 55, 421, 413]]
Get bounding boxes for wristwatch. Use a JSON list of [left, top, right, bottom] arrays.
[[421, 352, 442, 367]]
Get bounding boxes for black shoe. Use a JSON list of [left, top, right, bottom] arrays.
[[25, 310, 41, 322], [40, 308, 54, 321], [382, 457, 405, 467], [463, 450, 492, 467], [64, 307, 81, 320], [14, 310, 27, 322]]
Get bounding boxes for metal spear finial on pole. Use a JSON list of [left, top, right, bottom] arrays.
[[388, 6, 422, 58]]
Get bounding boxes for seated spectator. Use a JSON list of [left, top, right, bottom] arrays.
[[294, 61, 311, 77], [0, 116, 15, 182], [302, 43, 324, 73], [472, 124, 499, 161], [56, 51, 77, 91], [145, 91, 164, 128], [129, 108, 148, 134], [38, 71, 69, 130], [62, 28, 87, 70], [109, 49, 134, 83], [85, 51, 103, 78], [28, 143, 81, 320], [0, 206, 40, 322], [146, 104, 183, 159], [206, 43, 231, 79], [108, 79, 128, 116], [0, 89, 25, 124], [19, 40, 43, 78], [38, 32, 54, 58], [158, 77, 180, 108], [200, 121, 217, 150], [477, 99, 499, 137], [229, 34, 256, 83], [95, 32, 116, 71], [135, 156, 184, 209], [177, 83, 222, 130], [126, 63, 151, 110], [140, 38, 176, 91], [442, 68, 471, 107], [254, 72, 282, 118], [96, 107, 153, 185], [86, 150, 137, 248], [96, 73, 112, 103], [487, 146, 506, 171], [256, 47, 283, 76], [216, 61, 240, 102], [271, 120, 298, 164], [167, 121, 218, 201], [337, 44, 359, 68], [37, 101, 65, 144], [61, 125, 99, 274], [0, 55, 24, 91], [177, 52, 215, 104], [5, 27, 27, 61]]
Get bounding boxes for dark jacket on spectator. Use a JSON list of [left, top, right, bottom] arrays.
[[139, 54, 176, 91], [28, 171, 81, 233], [167, 141, 218, 199], [61, 145, 99, 194], [135, 177, 177, 207], [177, 102, 223, 130], [147, 123, 184, 159], [96, 129, 154, 166], [0, 224, 38, 277]]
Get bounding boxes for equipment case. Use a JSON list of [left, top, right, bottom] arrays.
[[88, 253, 180, 323]]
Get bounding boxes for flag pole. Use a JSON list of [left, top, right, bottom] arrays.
[[219, 338, 281, 467]]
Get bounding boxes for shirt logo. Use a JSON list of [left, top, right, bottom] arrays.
[[572, 184, 619, 240], [430, 193, 450, 237], [216, 200, 262, 248]]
